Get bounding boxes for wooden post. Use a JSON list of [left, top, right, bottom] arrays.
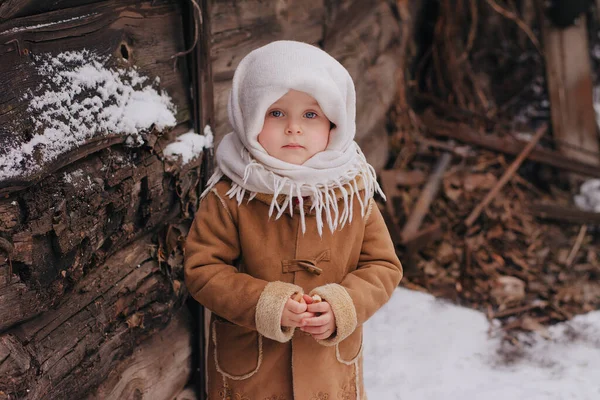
[[187, 1, 214, 399], [541, 11, 600, 166]]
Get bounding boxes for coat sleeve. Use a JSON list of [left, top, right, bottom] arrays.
[[310, 199, 403, 346], [184, 187, 302, 342]]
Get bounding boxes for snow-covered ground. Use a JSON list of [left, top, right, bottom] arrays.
[[364, 288, 600, 400]]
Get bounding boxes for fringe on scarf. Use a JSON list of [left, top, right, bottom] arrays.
[[201, 147, 385, 236]]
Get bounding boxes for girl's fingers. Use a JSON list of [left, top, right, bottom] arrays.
[[286, 312, 315, 325], [301, 314, 329, 327], [307, 301, 330, 313], [286, 299, 307, 314], [302, 294, 314, 304]]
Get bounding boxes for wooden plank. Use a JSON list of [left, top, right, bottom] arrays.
[[0, 0, 191, 189], [541, 14, 600, 166]]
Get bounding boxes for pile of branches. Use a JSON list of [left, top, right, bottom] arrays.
[[385, 0, 600, 335]]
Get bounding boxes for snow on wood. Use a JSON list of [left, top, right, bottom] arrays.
[[0, 50, 177, 182], [163, 125, 214, 165]]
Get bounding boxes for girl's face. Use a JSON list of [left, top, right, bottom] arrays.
[[257, 90, 331, 165]]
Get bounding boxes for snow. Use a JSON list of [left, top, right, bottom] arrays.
[[0, 50, 176, 181], [574, 179, 600, 213], [163, 125, 214, 165], [364, 288, 600, 400]]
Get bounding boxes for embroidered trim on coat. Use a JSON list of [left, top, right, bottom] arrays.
[[218, 380, 251, 400], [335, 340, 363, 400]]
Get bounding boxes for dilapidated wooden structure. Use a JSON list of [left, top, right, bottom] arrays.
[[0, 1, 422, 398]]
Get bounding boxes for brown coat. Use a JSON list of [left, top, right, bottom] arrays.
[[184, 180, 402, 400]]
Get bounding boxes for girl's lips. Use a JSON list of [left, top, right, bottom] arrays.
[[283, 144, 304, 149]]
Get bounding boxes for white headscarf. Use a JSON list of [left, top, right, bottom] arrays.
[[202, 40, 384, 235]]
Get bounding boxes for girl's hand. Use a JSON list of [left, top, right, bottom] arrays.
[[300, 298, 336, 340], [281, 295, 315, 328]]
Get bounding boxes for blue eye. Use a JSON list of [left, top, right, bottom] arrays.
[[270, 110, 283, 117], [304, 112, 317, 119]]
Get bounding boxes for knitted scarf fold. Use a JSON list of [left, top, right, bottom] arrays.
[[201, 40, 384, 235]]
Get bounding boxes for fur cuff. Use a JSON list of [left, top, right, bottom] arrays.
[[256, 281, 302, 343], [310, 284, 357, 346]]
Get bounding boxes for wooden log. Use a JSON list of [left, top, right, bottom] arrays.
[[541, 12, 600, 166], [0, 234, 186, 400], [0, 0, 191, 191], [86, 306, 193, 400], [0, 130, 201, 332]]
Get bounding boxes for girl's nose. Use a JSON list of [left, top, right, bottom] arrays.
[[285, 121, 302, 135]]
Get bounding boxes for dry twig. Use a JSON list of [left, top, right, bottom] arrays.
[[465, 124, 547, 226], [485, 0, 542, 53], [565, 225, 588, 267]]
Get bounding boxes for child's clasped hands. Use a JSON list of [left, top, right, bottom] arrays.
[[281, 293, 336, 340]]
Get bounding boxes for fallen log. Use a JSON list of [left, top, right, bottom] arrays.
[[527, 203, 600, 225], [422, 111, 600, 178]]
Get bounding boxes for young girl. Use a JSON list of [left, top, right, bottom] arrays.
[[184, 40, 402, 400]]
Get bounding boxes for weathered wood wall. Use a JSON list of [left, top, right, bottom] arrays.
[[0, 0, 420, 399], [0, 1, 200, 399]]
